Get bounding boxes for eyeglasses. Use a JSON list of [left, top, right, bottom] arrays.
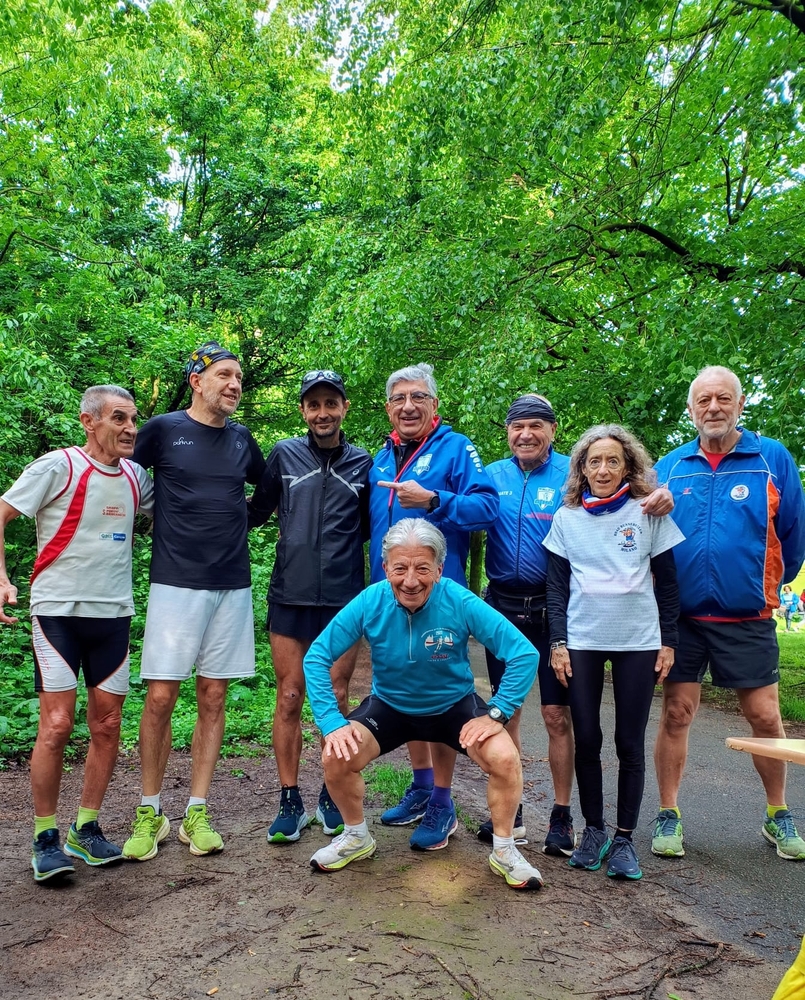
[[302, 369, 342, 384], [387, 392, 433, 406]]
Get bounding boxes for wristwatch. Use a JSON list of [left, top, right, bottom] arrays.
[[427, 491, 441, 512], [550, 640, 567, 650], [487, 705, 509, 725]]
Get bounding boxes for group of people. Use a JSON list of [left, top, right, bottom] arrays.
[[2, 351, 805, 895]]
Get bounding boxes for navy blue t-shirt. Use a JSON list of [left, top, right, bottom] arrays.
[[134, 411, 265, 590]]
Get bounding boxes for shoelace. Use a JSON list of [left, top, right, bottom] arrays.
[[420, 803, 446, 829], [656, 812, 680, 836], [771, 813, 796, 838], [608, 839, 636, 866]]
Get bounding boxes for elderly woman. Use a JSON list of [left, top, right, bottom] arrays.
[[543, 425, 683, 880]]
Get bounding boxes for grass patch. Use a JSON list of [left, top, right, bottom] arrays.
[[364, 762, 412, 807]]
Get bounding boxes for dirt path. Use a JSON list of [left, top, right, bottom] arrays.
[[0, 648, 794, 1000]]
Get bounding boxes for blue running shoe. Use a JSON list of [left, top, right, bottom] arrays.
[[543, 806, 576, 857], [409, 800, 458, 851], [268, 787, 309, 844], [568, 826, 612, 871], [477, 803, 525, 844], [31, 829, 75, 883], [315, 785, 344, 836], [380, 783, 431, 826], [64, 821, 123, 866], [606, 836, 643, 880]]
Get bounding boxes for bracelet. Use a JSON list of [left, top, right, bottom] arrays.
[[550, 640, 567, 650]]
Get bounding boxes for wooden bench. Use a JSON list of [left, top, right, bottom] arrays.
[[725, 737, 805, 766]]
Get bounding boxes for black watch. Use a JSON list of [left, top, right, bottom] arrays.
[[427, 491, 441, 512], [487, 705, 509, 725]]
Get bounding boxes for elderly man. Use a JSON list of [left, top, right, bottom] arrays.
[[303, 519, 543, 889], [249, 369, 372, 843], [0, 386, 153, 882], [481, 393, 673, 854], [652, 365, 805, 861], [123, 342, 265, 860], [369, 363, 499, 850]]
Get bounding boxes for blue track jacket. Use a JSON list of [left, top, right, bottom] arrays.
[[485, 449, 570, 589], [368, 420, 499, 585], [303, 578, 539, 737], [654, 429, 805, 618]]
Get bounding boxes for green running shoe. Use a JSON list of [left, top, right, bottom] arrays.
[[762, 809, 805, 861], [64, 821, 123, 866], [123, 805, 170, 861], [651, 809, 685, 857], [178, 804, 224, 856]]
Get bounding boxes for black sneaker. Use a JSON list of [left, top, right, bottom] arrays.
[[477, 803, 525, 843], [32, 829, 76, 883], [543, 806, 576, 856], [315, 784, 344, 836], [64, 821, 124, 865]]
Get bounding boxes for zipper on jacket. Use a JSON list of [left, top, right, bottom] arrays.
[[318, 454, 333, 604], [514, 468, 530, 584]]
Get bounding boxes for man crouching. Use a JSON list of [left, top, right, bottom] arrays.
[[302, 518, 543, 889]]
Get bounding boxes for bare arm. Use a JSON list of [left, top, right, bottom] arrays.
[[0, 499, 23, 624]]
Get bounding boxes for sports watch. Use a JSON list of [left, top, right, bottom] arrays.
[[487, 705, 509, 725], [427, 491, 441, 512]]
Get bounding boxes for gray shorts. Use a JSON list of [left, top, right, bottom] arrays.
[[667, 617, 779, 689], [140, 584, 255, 681]]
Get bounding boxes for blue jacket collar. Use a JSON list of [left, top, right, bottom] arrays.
[[681, 427, 759, 458], [508, 445, 554, 473]]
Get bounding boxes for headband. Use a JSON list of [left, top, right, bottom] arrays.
[[505, 395, 556, 425]]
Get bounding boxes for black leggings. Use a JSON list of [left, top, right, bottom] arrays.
[[567, 649, 658, 831]]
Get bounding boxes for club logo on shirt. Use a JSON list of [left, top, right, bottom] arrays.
[[535, 487, 556, 510], [730, 484, 750, 502], [414, 454, 433, 476], [422, 628, 457, 657], [172, 437, 194, 446], [614, 521, 642, 551]]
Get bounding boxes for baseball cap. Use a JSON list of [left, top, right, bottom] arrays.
[[300, 369, 346, 401]]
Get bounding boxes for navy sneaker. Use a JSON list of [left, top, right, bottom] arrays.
[[380, 783, 431, 826], [267, 787, 309, 844], [64, 821, 123, 866], [32, 829, 76, 883], [606, 835, 643, 880], [568, 826, 612, 871], [315, 785, 344, 836], [543, 806, 576, 857], [409, 800, 458, 851], [477, 803, 525, 843]]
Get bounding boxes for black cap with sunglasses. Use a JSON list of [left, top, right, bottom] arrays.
[[299, 369, 346, 401]]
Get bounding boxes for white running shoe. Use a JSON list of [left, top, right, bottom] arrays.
[[310, 830, 376, 872], [488, 846, 544, 889]]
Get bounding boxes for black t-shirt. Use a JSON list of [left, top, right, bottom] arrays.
[[134, 411, 265, 590]]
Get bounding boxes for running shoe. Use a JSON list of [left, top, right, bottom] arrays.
[[762, 809, 805, 861], [568, 826, 612, 871], [380, 783, 431, 826], [123, 806, 171, 861], [488, 845, 544, 889], [477, 803, 525, 843], [310, 830, 376, 872], [543, 806, 576, 857], [315, 785, 344, 836], [267, 787, 309, 844], [64, 821, 123, 866], [178, 804, 224, 856], [606, 836, 643, 880], [651, 809, 685, 857], [31, 829, 75, 883], [410, 800, 458, 851]]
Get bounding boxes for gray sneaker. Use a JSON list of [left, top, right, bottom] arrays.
[[488, 845, 543, 889], [310, 830, 376, 872]]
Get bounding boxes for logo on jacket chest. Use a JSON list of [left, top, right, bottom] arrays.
[[730, 484, 750, 502], [413, 453, 433, 476], [535, 486, 556, 510], [422, 627, 458, 658]]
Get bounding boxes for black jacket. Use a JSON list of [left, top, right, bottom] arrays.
[[249, 432, 372, 606]]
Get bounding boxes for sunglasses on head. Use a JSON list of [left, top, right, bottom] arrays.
[[302, 369, 342, 383]]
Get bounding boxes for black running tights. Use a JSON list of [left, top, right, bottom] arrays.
[[567, 649, 658, 831]]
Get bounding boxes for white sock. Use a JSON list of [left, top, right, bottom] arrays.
[[141, 794, 160, 812], [492, 834, 515, 852], [186, 797, 206, 815], [344, 820, 369, 838]]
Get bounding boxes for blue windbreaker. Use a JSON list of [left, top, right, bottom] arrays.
[[368, 420, 499, 584], [485, 449, 570, 589], [303, 577, 539, 736], [654, 429, 805, 618]]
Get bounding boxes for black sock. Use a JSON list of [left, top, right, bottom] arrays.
[[615, 829, 632, 841]]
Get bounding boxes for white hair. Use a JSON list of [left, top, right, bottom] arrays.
[[386, 363, 438, 400], [80, 385, 135, 420], [687, 366, 743, 406], [381, 518, 447, 565]]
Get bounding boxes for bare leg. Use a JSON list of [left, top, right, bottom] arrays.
[[320, 723, 381, 825], [541, 704, 574, 805], [190, 676, 229, 799], [653, 681, 701, 808], [330, 641, 360, 717], [468, 730, 522, 838], [431, 742, 457, 788], [139, 680, 180, 796], [269, 633, 310, 787], [30, 691, 76, 816], [407, 741, 433, 771], [80, 688, 125, 810], [736, 685, 787, 805]]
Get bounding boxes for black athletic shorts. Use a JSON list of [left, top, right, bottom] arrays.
[[347, 692, 488, 756], [32, 615, 131, 694], [268, 603, 342, 643], [667, 617, 780, 688]]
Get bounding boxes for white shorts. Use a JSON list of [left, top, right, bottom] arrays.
[[139, 584, 256, 681]]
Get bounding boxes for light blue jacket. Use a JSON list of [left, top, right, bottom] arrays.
[[303, 577, 539, 736]]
